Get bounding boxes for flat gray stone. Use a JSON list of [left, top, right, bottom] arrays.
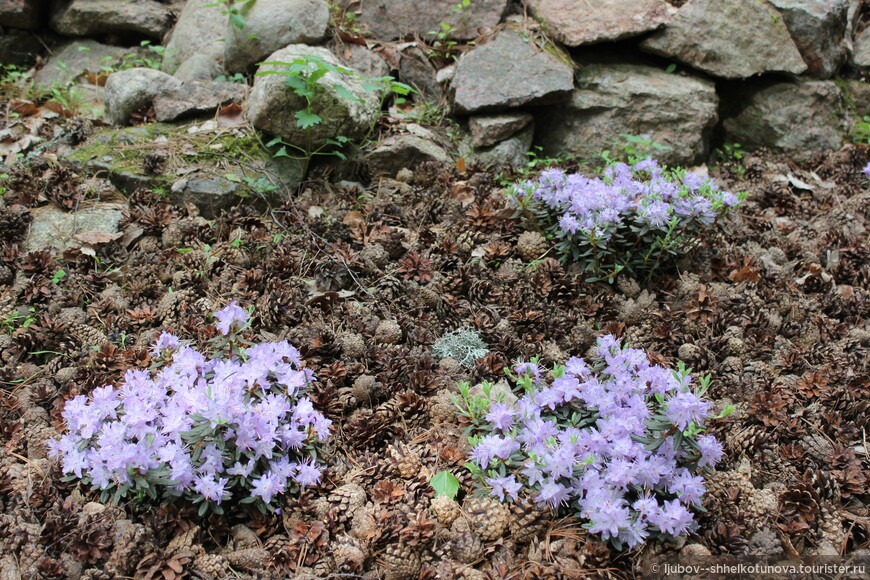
[[51, 0, 183, 41], [723, 79, 846, 162], [769, 0, 852, 78], [25, 202, 125, 253], [223, 0, 329, 74], [350, 0, 508, 41], [153, 80, 248, 122], [247, 45, 381, 151], [34, 39, 141, 90], [463, 123, 534, 168], [640, 0, 807, 79], [527, 0, 669, 46], [469, 112, 532, 147], [364, 133, 452, 176], [452, 29, 574, 114], [103, 68, 181, 126], [535, 63, 719, 167], [0, 0, 43, 29], [170, 175, 242, 219], [161, 0, 226, 75]]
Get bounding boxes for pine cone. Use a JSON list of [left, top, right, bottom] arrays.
[[463, 495, 509, 541], [192, 553, 229, 578], [333, 536, 367, 573], [430, 495, 461, 526], [516, 231, 549, 262], [387, 442, 423, 479], [67, 322, 109, 348], [448, 530, 483, 564], [379, 543, 421, 580], [509, 496, 552, 543], [223, 547, 268, 572], [106, 520, 147, 576], [135, 548, 195, 580], [327, 483, 367, 524], [432, 561, 486, 580]]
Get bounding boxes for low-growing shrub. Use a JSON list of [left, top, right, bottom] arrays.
[[48, 302, 331, 515], [455, 335, 728, 549], [505, 158, 743, 282]]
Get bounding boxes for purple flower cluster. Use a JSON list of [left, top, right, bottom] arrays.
[[466, 335, 723, 549], [48, 304, 330, 513], [506, 158, 742, 281]]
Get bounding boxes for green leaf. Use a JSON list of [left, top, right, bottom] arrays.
[[295, 110, 322, 129], [334, 84, 362, 102], [429, 470, 460, 499], [229, 11, 246, 30]]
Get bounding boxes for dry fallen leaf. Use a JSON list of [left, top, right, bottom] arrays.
[[217, 103, 245, 128], [342, 210, 364, 228], [72, 230, 123, 245]]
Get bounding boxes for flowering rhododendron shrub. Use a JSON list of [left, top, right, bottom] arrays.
[[505, 158, 743, 282], [456, 335, 728, 549], [48, 302, 331, 515]]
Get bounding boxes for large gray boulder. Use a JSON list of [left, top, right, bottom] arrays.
[[452, 29, 574, 114], [103, 68, 181, 126], [769, 0, 852, 78], [527, 0, 669, 46], [640, 0, 807, 79], [161, 0, 226, 75], [723, 80, 846, 161], [349, 0, 508, 41], [223, 0, 329, 74], [534, 64, 718, 167], [0, 0, 43, 29], [51, 0, 183, 40], [246, 45, 381, 151], [364, 133, 453, 176]]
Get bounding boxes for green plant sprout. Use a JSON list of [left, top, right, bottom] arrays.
[[255, 55, 412, 174]]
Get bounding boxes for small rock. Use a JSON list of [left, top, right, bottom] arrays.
[[462, 124, 534, 168], [337, 43, 390, 79], [452, 28, 574, 114], [153, 80, 248, 122], [399, 46, 444, 103], [364, 133, 452, 177], [24, 202, 126, 254], [103, 67, 181, 126], [169, 174, 244, 220], [469, 112, 533, 148], [374, 319, 402, 344]]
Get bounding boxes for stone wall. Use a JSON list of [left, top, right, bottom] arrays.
[[3, 0, 870, 172]]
